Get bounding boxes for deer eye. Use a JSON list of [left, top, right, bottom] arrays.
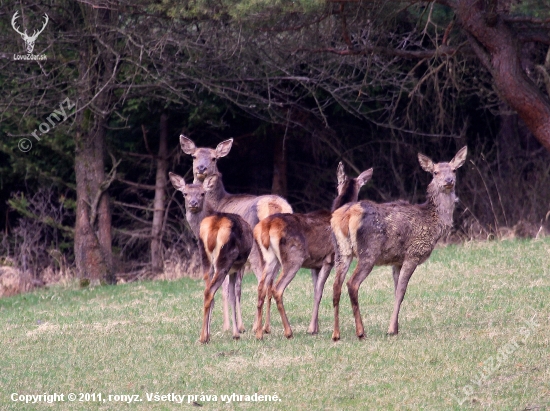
[[212, 157, 217, 161], [201, 193, 205, 197], [434, 171, 439, 176], [182, 193, 187, 197], [191, 155, 196, 159]]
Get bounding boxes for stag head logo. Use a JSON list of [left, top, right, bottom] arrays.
[[11, 11, 49, 54]]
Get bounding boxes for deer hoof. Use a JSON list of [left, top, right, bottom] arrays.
[[233, 334, 240, 340], [331, 333, 340, 341], [386, 330, 398, 336], [284, 332, 293, 339]]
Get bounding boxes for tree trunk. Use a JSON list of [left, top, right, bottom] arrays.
[[73, 6, 115, 284], [456, 0, 550, 152], [271, 134, 287, 197], [151, 113, 168, 273], [74, 122, 114, 283]]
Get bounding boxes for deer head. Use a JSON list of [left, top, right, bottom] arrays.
[[418, 146, 468, 194], [11, 11, 49, 54], [169, 172, 206, 214], [180, 135, 233, 182], [336, 162, 373, 196], [169, 172, 219, 213]]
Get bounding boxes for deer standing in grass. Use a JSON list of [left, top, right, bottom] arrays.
[[180, 136, 292, 332], [331, 147, 467, 340], [169, 172, 253, 343], [254, 163, 373, 339]]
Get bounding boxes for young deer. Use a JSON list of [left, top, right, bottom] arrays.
[[331, 146, 467, 340], [180, 136, 292, 331], [169, 172, 253, 343], [254, 163, 373, 339]]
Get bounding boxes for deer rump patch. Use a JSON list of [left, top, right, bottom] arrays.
[[199, 216, 233, 261], [256, 197, 293, 221]]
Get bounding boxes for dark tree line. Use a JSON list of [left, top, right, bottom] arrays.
[[1, 0, 549, 284]]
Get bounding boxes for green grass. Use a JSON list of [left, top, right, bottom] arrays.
[[1, 238, 549, 410]]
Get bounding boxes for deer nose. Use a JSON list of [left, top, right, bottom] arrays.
[[445, 177, 454, 185], [197, 165, 206, 173]]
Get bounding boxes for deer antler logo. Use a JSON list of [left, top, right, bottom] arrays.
[[11, 11, 49, 54]]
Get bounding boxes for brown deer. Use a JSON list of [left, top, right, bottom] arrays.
[[180, 136, 292, 331], [254, 163, 373, 339], [169, 172, 253, 343], [331, 146, 467, 340]]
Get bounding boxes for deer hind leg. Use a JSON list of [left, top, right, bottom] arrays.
[[332, 253, 353, 341], [227, 272, 240, 339], [222, 277, 230, 332], [235, 268, 245, 333], [200, 267, 229, 344], [308, 262, 333, 335], [387, 260, 418, 336], [255, 258, 279, 340], [272, 260, 302, 339], [347, 259, 375, 339]]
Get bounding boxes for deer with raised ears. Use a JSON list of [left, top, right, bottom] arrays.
[[331, 146, 467, 340], [11, 11, 49, 54], [169, 172, 253, 343], [254, 162, 373, 339], [180, 135, 293, 331]]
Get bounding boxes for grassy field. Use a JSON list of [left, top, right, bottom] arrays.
[[0, 238, 549, 410]]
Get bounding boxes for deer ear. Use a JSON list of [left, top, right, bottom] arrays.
[[180, 135, 197, 155], [449, 146, 468, 170], [356, 168, 373, 188], [202, 174, 218, 192], [169, 172, 186, 191], [418, 153, 434, 173], [336, 162, 346, 186], [215, 139, 233, 158]]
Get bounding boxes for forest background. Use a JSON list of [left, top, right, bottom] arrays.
[[1, 0, 549, 290]]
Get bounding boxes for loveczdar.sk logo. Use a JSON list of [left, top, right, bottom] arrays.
[[11, 11, 48, 60]]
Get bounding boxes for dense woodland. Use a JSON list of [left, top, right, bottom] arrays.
[[1, 0, 550, 288]]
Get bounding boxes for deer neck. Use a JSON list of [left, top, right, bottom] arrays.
[[426, 182, 457, 228], [205, 174, 229, 207]]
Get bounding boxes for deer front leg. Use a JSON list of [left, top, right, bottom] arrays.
[[332, 254, 353, 341], [392, 265, 401, 297], [347, 260, 375, 339], [235, 268, 245, 333], [222, 277, 230, 332], [254, 257, 279, 339], [308, 263, 332, 335], [387, 260, 417, 336], [263, 278, 274, 334], [255, 274, 268, 340], [227, 272, 240, 340], [249, 243, 264, 332]]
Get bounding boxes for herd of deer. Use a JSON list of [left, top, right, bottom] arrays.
[[169, 135, 468, 344]]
